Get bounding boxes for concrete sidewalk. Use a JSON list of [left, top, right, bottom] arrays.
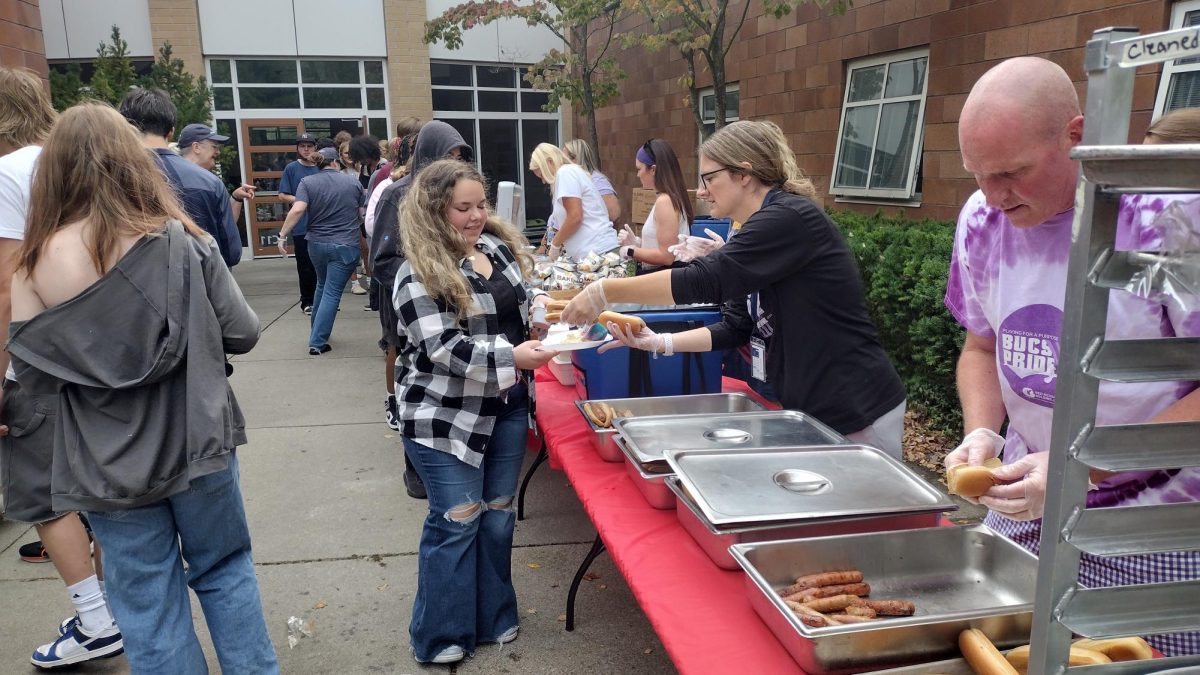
[[0, 259, 675, 674]]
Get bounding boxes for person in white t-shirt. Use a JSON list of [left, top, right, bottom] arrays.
[[528, 143, 618, 260], [0, 66, 124, 669]]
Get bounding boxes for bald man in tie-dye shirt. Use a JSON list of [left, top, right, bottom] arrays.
[[943, 56, 1200, 656]]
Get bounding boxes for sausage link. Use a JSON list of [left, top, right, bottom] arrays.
[[800, 594, 859, 613], [786, 582, 871, 603], [850, 599, 915, 616], [827, 614, 875, 624]]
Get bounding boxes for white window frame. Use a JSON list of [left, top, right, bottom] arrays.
[[206, 57, 389, 124], [698, 84, 740, 143], [1152, 0, 1200, 120], [830, 47, 929, 201]]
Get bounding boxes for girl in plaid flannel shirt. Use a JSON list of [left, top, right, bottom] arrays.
[[392, 159, 554, 664]]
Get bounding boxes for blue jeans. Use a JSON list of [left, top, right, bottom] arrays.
[[307, 240, 359, 350], [403, 383, 529, 662], [87, 454, 278, 675]]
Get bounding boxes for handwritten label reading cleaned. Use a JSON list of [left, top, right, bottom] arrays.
[[1122, 28, 1200, 66]]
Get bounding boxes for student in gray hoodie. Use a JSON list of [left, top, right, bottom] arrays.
[[8, 104, 278, 675], [370, 121, 472, 499]]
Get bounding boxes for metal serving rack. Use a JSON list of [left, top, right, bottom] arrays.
[[1028, 27, 1200, 675]]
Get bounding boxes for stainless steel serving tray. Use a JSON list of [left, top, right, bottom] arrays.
[[730, 525, 1038, 674], [613, 410, 846, 471], [614, 433, 676, 509], [665, 477, 942, 570], [573, 393, 766, 463], [665, 445, 955, 528], [871, 654, 1200, 673]]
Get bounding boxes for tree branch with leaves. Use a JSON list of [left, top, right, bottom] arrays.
[[425, 0, 626, 168], [627, 0, 849, 137]]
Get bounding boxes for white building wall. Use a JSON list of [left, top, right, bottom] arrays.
[[293, 0, 386, 56], [40, 0, 153, 59], [197, 0, 297, 56], [425, 0, 559, 63]]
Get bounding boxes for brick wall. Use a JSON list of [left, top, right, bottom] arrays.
[[149, 0, 204, 78], [384, 0, 433, 130], [589, 0, 1170, 222], [0, 0, 48, 81]]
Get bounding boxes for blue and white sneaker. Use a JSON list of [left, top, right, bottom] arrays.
[[31, 619, 123, 669]]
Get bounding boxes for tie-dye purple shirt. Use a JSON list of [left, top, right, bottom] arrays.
[[945, 190, 1200, 509]]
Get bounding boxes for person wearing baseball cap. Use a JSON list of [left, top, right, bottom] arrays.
[[178, 123, 257, 227], [280, 133, 321, 312]]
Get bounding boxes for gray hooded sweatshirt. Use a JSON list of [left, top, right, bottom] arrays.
[[8, 220, 260, 512], [369, 120, 473, 290]]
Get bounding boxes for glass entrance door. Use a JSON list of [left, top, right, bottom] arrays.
[[241, 119, 305, 257]]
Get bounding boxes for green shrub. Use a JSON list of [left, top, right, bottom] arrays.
[[829, 210, 964, 436]]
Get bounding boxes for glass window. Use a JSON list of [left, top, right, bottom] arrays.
[[700, 86, 740, 140], [365, 61, 384, 84], [246, 125, 300, 145], [236, 60, 297, 83], [301, 60, 360, 84], [210, 59, 232, 83], [303, 87, 362, 108], [432, 89, 474, 111], [253, 177, 281, 193], [438, 118, 476, 152], [1154, 2, 1200, 117], [369, 118, 389, 139], [431, 63, 472, 87], [302, 119, 332, 139], [476, 65, 516, 88], [213, 87, 234, 111], [520, 67, 535, 89], [479, 119, 520, 204], [831, 48, 929, 200], [367, 88, 386, 110], [478, 90, 517, 112], [522, 119, 559, 222], [521, 92, 552, 112], [250, 152, 294, 172], [239, 87, 301, 109]]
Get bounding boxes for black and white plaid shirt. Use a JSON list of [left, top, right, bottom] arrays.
[[393, 232, 543, 467]]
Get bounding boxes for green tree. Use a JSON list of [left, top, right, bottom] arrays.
[[48, 62, 84, 111], [425, 0, 625, 168], [144, 42, 213, 130], [88, 25, 139, 105], [629, 0, 849, 136]]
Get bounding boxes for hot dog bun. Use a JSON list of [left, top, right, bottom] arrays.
[[1005, 644, 1112, 671], [599, 310, 646, 335], [1072, 637, 1153, 662], [947, 458, 1003, 498], [959, 628, 1019, 675]]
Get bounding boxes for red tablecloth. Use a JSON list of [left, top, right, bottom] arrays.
[[532, 367, 804, 675]]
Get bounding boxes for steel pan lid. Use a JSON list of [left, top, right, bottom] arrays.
[[664, 445, 955, 527], [612, 410, 847, 468]]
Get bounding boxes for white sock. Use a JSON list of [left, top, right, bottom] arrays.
[[67, 575, 114, 634]]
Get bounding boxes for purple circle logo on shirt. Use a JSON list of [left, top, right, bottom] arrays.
[[998, 304, 1061, 408]]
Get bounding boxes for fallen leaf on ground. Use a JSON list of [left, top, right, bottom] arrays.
[[377, 583, 389, 591], [582, 571, 600, 581], [599, 584, 607, 590], [557, 614, 567, 622], [384, 434, 395, 439], [526, 563, 541, 569], [644, 648, 653, 654], [313, 600, 327, 610], [526, 608, 538, 614]]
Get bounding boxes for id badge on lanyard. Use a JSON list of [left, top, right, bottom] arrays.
[[750, 337, 767, 382]]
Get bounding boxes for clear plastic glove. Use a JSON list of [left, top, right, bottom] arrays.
[[548, 243, 563, 261], [979, 451, 1049, 521], [530, 294, 552, 332], [944, 428, 1005, 470], [598, 321, 665, 354], [561, 280, 607, 326], [514, 339, 556, 369], [668, 228, 726, 262], [617, 224, 641, 247]]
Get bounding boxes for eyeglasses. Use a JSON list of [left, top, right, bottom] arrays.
[[699, 167, 733, 189]]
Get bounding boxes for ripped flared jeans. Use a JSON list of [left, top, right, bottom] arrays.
[[402, 383, 529, 662]]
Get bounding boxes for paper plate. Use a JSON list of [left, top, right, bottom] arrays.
[[542, 330, 613, 352]]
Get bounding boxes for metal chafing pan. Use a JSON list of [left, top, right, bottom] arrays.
[[665, 476, 945, 570], [613, 409, 847, 472], [729, 525, 1038, 674], [664, 445, 955, 528], [615, 433, 676, 509], [573, 393, 766, 462]]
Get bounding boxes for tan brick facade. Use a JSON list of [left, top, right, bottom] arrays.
[[0, 0, 48, 80], [590, 0, 1171, 222], [148, 0, 204, 78], [383, 0, 433, 129]]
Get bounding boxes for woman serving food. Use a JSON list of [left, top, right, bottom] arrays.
[[560, 120, 907, 457]]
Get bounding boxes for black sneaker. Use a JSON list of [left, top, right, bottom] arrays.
[[18, 541, 50, 563], [302, 305, 313, 316], [404, 457, 427, 500], [384, 395, 400, 431], [308, 344, 332, 356]]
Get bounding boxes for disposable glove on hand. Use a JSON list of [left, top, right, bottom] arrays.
[[944, 428, 1005, 469], [530, 294, 552, 331], [561, 280, 607, 326], [668, 228, 725, 262], [548, 244, 563, 261], [617, 224, 641, 247], [598, 322, 665, 354], [979, 452, 1049, 521]]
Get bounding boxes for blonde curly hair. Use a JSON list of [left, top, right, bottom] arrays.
[[399, 159, 533, 320]]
